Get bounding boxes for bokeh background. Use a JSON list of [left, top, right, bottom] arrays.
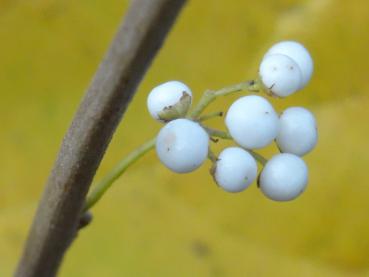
[[1, 0, 369, 276]]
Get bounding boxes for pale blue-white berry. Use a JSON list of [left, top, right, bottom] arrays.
[[214, 147, 257, 193], [276, 107, 318, 156], [147, 81, 192, 122], [264, 41, 313, 89], [259, 54, 303, 97], [259, 153, 308, 201], [156, 119, 208, 173], [225, 95, 279, 149]]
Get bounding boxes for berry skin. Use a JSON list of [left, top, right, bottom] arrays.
[[259, 54, 303, 97], [259, 153, 308, 201], [276, 107, 318, 156], [156, 119, 209, 173], [225, 95, 279, 149], [264, 41, 313, 89], [147, 81, 192, 122], [214, 147, 257, 193]]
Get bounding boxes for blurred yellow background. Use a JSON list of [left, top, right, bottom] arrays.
[[1, 0, 369, 276]]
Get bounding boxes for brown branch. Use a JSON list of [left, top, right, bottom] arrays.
[[15, 0, 187, 276]]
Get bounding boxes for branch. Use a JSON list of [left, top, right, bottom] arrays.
[[15, 1, 187, 276]]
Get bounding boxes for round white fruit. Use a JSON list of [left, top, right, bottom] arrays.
[[225, 95, 279, 149], [214, 147, 258, 193], [259, 153, 308, 201], [156, 119, 209, 173], [259, 54, 303, 97], [265, 41, 313, 89], [147, 81, 192, 121], [276, 107, 318, 156]]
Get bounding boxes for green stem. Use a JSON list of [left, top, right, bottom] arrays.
[[207, 148, 218, 162], [206, 128, 268, 166], [204, 127, 233, 140], [83, 138, 156, 211], [248, 150, 267, 166], [197, 111, 223, 122], [188, 80, 259, 119]]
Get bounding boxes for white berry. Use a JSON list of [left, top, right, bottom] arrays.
[[156, 119, 209, 173], [276, 107, 318, 156], [259, 54, 303, 97], [214, 147, 257, 193], [147, 81, 192, 122], [265, 41, 313, 89], [259, 153, 308, 201], [225, 95, 279, 149]]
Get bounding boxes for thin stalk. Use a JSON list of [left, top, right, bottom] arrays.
[[207, 148, 218, 162], [206, 128, 268, 166], [188, 80, 260, 119], [204, 127, 233, 140], [197, 111, 223, 122], [248, 150, 267, 166], [84, 138, 156, 211]]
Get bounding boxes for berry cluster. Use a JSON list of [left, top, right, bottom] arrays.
[[146, 41, 317, 202]]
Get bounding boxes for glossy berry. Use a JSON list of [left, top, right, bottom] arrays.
[[147, 81, 192, 122], [259, 153, 308, 201], [214, 147, 257, 193], [156, 119, 209, 173], [259, 54, 303, 97], [276, 107, 318, 156], [264, 41, 313, 89], [225, 95, 279, 149]]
